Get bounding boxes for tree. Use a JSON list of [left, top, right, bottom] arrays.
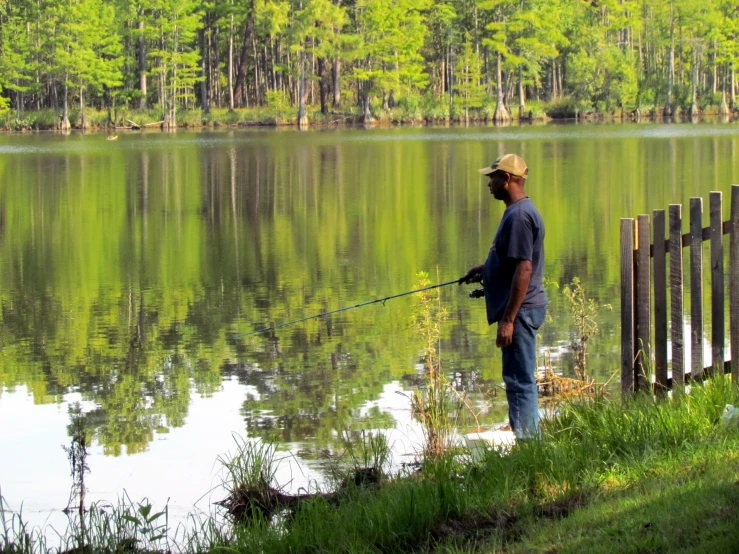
[[293, 0, 349, 116], [45, 0, 123, 129], [0, 0, 37, 116], [145, 0, 203, 127], [453, 33, 485, 121], [353, 0, 431, 118], [480, 0, 516, 122]]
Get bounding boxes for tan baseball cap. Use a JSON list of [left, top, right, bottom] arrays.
[[478, 153, 528, 180]]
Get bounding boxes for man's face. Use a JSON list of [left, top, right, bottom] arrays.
[[488, 171, 509, 200]]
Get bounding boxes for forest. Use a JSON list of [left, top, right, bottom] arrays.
[[0, 0, 737, 128]]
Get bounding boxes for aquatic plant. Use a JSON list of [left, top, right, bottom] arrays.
[[563, 277, 612, 380], [331, 430, 392, 491], [61, 403, 90, 551]]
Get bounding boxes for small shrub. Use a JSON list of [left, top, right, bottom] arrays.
[[422, 94, 450, 121], [545, 98, 582, 119]]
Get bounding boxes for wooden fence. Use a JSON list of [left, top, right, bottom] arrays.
[[620, 185, 739, 395]]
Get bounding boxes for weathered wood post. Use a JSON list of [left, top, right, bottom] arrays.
[[710, 192, 724, 375], [669, 205, 685, 390], [731, 185, 739, 383], [636, 215, 651, 390], [689, 198, 704, 382], [621, 218, 636, 394], [653, 209, 668, 394]]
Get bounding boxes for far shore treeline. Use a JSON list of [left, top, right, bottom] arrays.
[[0, 0, 738, 129]]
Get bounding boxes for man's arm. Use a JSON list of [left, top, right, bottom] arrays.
[[496, 259, 532, 348]]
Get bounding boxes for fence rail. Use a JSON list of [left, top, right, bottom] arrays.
[[620, 185, 739, 395]]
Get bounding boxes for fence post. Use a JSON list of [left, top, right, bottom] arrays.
[[653, 210, 668, 395], [621, 218, 636, 395], [669, 205, 685, 389], [731, 185, 739, 383], [689, 198, 704, 381], [710, 192, 725, 374], [636, 215, 651, 391]]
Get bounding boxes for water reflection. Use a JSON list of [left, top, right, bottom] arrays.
[[0, 123, 737, 522]]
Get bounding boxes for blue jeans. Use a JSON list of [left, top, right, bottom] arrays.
[[501, 305, 547, 439]]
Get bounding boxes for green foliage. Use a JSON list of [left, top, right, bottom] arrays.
[[218, 436, 280, 499], [563, 277, 612, 379], [0, 0, 734, 119], [453, 34, 486, 118]]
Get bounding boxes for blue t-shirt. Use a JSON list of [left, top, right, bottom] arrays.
[[483, 198, 547, 324]]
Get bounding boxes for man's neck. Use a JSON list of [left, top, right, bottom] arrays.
[[504, 190, 528, 207]]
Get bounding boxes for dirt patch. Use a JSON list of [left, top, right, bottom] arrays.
[[429, 509, 521, 545], [536, 490, 590, 519]]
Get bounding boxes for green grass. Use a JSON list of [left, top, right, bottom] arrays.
[[208, 375, 739, 554], [503, 449, 739, 554], [2, 376, 738, 554]]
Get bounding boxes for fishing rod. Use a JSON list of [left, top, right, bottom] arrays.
[[245, 278, 467, 337]]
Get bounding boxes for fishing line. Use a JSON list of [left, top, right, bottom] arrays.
[[244, 278, 461, 337]]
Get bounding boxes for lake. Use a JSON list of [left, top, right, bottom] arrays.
[[0, 122, 737, 534]]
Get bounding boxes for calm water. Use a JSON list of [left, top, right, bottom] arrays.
[[1, 123, 737, 531]]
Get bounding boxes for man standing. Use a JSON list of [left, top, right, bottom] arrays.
[[459, 154, 547, 439]]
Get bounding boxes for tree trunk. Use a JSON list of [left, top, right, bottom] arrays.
[[213, 22, 220, 108], [138, 10, 147, 110], [80, 87, 87, 130], [318, 56, 329, 114], [493, 52, 510, 123], [298, 50, 308, 128], [233, 0, 255, 108], [270, 39, 277, 91], [719, 91, 730, 116], [690, 52, 699, 117], [332, 58, 341, 108], [518, 65, 526, 118], [61, 79, 70, 130], [664, 12, 675, 117], [228, 7, 234, 112], [252, 34, 260, 105], [361, 83, 373, 123], [484, 46, 492, 96], [711, 42, 717, 95], [448, 45, 454, 111], [731, 63, 736, 110], [200, 28, 209, 113]]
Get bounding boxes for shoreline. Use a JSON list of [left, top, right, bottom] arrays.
[[3, 105, 736, 133]]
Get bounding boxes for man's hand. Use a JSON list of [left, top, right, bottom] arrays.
[[459, 264, 484, 285], [496, 320, 514, 348]]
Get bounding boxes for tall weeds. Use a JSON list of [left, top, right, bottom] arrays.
[[563, 277, 612, 379], [410, 271, 451, 458]]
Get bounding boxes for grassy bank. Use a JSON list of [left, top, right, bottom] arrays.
[[3, 97, 736, 131], [2, 376, 738, 554]]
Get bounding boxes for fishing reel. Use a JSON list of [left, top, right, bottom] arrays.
[[469, 288, 485, 299]]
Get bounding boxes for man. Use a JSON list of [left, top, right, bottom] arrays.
[[459, 153, 547, 439]]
